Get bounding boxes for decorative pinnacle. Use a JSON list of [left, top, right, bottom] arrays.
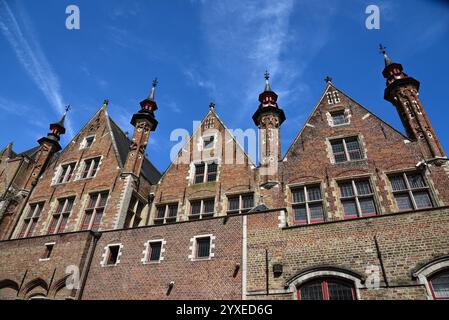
[[64, 105, 71, 113], [324, 76, 333, 83], [264, 70, 271, 92], [101, 99, 109, 110], [148, 78, 158, 100], [379, 43, 393, 67], [209, 101, 215, 110]]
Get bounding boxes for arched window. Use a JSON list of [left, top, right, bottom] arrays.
[[297, 278, 356, 300], [429, 270, 449, 300]]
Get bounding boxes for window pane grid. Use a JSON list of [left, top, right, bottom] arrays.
[[389, 172, 433, 211], [292, 185, 324, 224], [339, 179, 376, 218]]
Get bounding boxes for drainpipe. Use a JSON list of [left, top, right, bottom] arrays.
[[76, 231, 102, 300], [374, 234, 389, 287], [265, 249, 269, 295]]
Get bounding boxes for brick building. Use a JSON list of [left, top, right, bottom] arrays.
[[0, 49, 448, 300]]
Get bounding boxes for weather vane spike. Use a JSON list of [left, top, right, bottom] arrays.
[[379, 44, 387, 55], [64, 104, 71, 113], [324, 76, 333, 83], [264, 70, 270, 81], [152, 78, 158, 88], [209, 101, 215, 110]]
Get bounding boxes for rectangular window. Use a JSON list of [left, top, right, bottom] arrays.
[[47, 197, 74, 234], [330, 137, 363, 163], [331, 111, 347, 126], [106, 245, 120, 266], [227, 194, 254, 214], [84, 136, 94, 148], [203, 136, 214, 149], [291, 185, 324, 225], [124, 195, 146, 228], [189, 198, 215, 220], [339, 179, 377, 219], [81, 157, 101, 179], [148, 242, 162, 262], [18, 202, 44, 238], [389, 172, 433, 211], [80, 192, 108, 231], [193, 161, 218, 184], [42, 243, 54, 260], [154, 203, 178, 224], [196, 237, 211, 259], [57, 162, 76, 184]]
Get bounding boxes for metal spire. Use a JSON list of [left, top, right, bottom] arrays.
[[148, 78, 158, 101], [379, 44, 393, 67], [264, 70, 271, 92], [57, 105, 71, 127], [324, 75, 333, 83]]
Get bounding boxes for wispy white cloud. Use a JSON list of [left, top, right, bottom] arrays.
[[193, 0, 336, 126], [0, 0, 74, 137]]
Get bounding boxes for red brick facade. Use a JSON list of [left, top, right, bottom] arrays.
[[1, 53, 449, 300]]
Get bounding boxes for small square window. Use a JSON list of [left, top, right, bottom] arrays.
[[331, 111, 347, 126], [203, 136, 214, 149], [196, 237, 211, 259], [41, 243, 54, 260], [83, 136, 95, 149], [106, 245, 120, 266]]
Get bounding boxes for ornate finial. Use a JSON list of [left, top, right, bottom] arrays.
[[64, 104, 71, 113], [209, 101, 215, 110], [264, 70, 271, 92], [379, 43, 393, 67], [264, 70, 270, 81], [324, 76, 333, 83], [101, 99, 109, 110], [148, 78, 158, 101]]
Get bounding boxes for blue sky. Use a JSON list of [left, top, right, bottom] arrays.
[[1, 0, 448, 172]]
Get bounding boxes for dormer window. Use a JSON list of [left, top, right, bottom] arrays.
[[57, 162, 76, 184], [194, 161, 218, 184]]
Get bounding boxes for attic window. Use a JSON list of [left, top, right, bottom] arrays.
[[203, 136, 214, 149], [81, 136, 95, 149], [330, 111, 348, 126]]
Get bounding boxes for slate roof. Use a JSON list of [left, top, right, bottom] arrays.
[[108, 117, 162, 184]]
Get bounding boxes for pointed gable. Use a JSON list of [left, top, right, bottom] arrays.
[[284, 83, 411, 162]]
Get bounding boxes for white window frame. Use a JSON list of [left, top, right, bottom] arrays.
[[39, 242, 56, 262], [80, 135, 96, 150], [55, 162, 77, 185], [188, 234, 215, 261], [141, 239, 166, 264], [80, 156, 101, 180], [101, 243, 123, 267], [329, 110, 349, 127]]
